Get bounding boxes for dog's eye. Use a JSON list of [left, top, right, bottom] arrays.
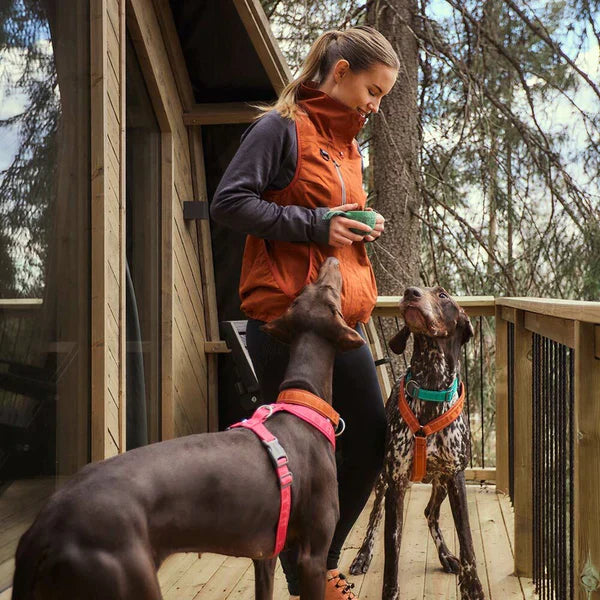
[[439, 292, 448, 299]]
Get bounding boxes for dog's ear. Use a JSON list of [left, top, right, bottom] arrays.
[[459, 310, 474, 345], [388, 325, 411, 354], [336, 324, 366, 352], [261, 315, 293, 344]]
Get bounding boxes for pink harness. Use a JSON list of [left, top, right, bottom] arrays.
[[229, 396, 338, 557]]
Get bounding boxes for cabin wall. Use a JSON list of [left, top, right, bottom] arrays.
[[128, 0, 209, 440], [91, 0, 215, 457], [91, 0, 126, 459]]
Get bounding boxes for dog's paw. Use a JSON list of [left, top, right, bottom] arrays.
[[439, 551, 460, 574], [458, 575, 485, 599], [349, 549, 373, 575]]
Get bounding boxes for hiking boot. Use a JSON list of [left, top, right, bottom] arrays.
[[325, 570, 358, 599]]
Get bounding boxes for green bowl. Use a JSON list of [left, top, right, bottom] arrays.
[[323, 209, 377, 236]]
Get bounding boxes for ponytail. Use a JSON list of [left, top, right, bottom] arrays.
[[257, 26, 399, 120]]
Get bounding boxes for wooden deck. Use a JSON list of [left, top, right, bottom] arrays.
[[0, 483, 536, 600], [155, 484, 535, 600]]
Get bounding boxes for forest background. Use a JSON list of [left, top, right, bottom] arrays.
[[262, 0, 599, 301], [260, 0, 599, 466]]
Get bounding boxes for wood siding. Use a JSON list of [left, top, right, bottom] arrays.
[[91, 0, 126, 459], [91, 0, 216, 456], [127, 0, 210, 439]]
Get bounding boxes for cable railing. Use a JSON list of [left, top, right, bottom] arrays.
[[496, 298, 600, 599], [532, 333, 575, 600]]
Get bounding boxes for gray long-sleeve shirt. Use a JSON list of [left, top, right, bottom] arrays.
[[210, 110, 331, 245]]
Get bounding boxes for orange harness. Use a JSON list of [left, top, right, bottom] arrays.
[[398, 379, 465, 482]]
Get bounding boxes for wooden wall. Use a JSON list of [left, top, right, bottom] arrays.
[[91, 0, 217, 458], [91, 0, 127, 460]]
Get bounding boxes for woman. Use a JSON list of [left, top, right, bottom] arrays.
[[211, 25, 399, 600]]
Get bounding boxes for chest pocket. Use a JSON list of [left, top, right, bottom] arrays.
[[297, 141, 364, 209]]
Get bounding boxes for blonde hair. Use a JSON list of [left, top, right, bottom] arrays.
[[262, 26, 399, 119]]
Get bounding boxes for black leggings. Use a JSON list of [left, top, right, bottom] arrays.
[[245, 319, 386, 595]]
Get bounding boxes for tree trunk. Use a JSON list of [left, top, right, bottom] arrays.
[[367, 0, 421, 297]]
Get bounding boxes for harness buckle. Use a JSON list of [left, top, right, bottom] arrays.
[[262, 437, 288, 469], [405, 379, 420, 400]]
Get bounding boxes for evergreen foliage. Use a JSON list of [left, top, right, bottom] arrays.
[[262, 0, 600, 299]]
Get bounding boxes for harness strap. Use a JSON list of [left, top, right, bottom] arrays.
[[231, 415, 292, 557], [277, 388, 340, 428], [229, 399, 338, 557], [398, 379, 465, 482]]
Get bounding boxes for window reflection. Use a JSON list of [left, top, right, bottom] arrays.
[[0, 0, 90, 591]]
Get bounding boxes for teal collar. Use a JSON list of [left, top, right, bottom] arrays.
[[405, 372, 459, 402]]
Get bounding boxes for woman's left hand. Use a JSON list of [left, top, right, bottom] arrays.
[[364, 209, 384, 242]]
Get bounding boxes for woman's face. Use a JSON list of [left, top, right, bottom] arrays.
[[320, 60, 398, 118]]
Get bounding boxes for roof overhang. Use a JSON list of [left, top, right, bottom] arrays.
[[162, 0, 291, 124]]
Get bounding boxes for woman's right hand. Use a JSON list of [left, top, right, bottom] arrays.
[[328, 204, 373, 248]]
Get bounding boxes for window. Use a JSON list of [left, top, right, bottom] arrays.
[[125, 33, 162, 448], [0, 1, 90, 589]]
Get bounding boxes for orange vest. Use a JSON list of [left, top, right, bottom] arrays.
[[239, 83, 377, 327]]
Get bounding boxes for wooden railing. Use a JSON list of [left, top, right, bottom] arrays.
[[371, 295, 600, 599], [496, 298, 600, 600]]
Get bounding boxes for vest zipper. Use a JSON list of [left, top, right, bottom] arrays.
[[332, 160, 346, 205]]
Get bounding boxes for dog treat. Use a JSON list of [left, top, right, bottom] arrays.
[[323, 209, 377, 235]]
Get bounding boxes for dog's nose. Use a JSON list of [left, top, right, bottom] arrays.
[[404, 287, 422, 300]]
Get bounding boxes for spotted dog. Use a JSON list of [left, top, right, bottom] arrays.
[[349, 286, 485, 600]]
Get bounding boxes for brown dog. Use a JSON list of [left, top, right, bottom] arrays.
[[11, 257, 364, 600], [349, 286, 485, 600]]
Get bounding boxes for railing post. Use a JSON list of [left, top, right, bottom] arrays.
[[495, 305, 509, 494], [513, 309, 533, 577], [574, 321, 600, 599]]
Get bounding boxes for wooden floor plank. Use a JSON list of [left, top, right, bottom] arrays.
[[497, 492, 537, 599], [476, 486, 525, 599], [468, 485, 493, 598], [224, 562, 254, 600], [339, 488, 379, 593], [355, 497, 387, 600], [159, 553, 201, 594], [193, 555, 250, 600], [0, 559, 14, 598], [424, 487, 458, 599], [397, 484, 429, 600], [357, 485, 413, 599], [162, 553, 226, 600], [0, 483, 530, 600]]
